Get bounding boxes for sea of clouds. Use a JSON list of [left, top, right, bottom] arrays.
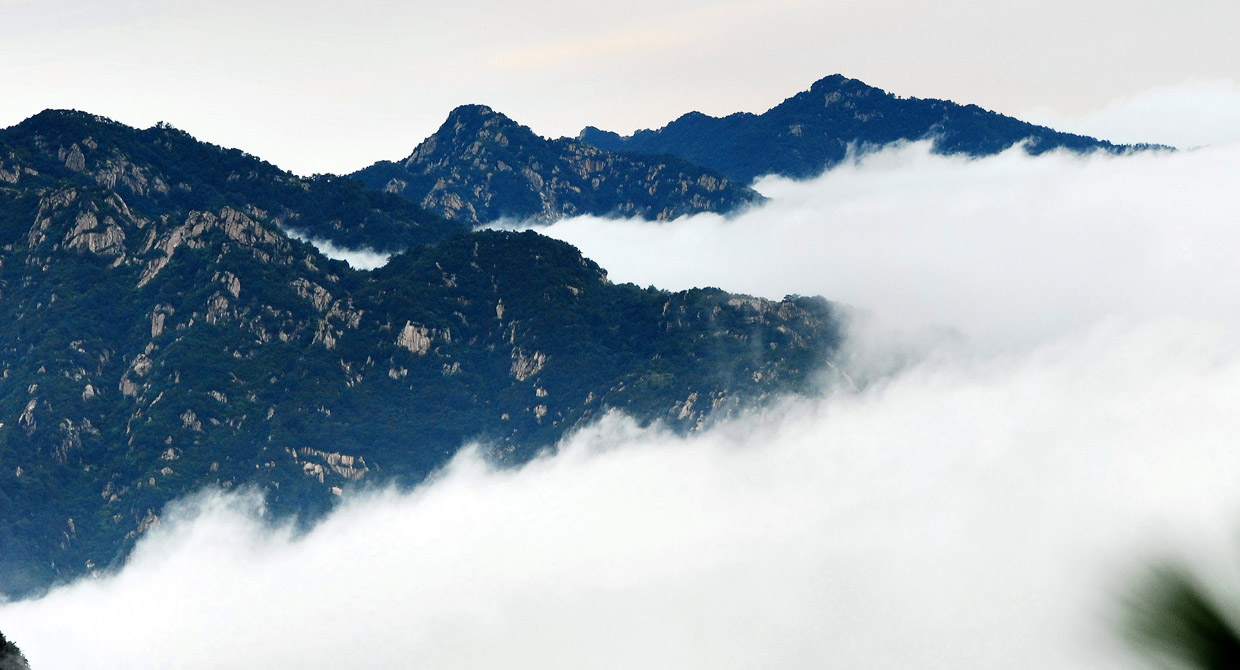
[[5, 138, 1240, 669]]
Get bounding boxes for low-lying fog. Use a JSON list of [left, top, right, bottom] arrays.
[[281, 228, 392, 270], [6, 140, 1240, 669]]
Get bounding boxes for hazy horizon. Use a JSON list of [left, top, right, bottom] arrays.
[[3, 0, 1238, 176]]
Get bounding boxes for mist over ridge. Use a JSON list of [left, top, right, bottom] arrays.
[[537, 140, 1240, 353]]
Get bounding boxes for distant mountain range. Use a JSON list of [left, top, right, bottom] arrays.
[[346, 75, 1158, 227], [578, 74, 1159, 185], [0, 109, 842, 596], [350, 104, 761, 225]]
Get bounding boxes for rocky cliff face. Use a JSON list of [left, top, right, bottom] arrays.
[[0, 111, 844, 597], [579, 74, 1160, 184], [350, 105, 762, 225]]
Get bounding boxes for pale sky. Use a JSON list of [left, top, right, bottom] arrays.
[[2, 0, 1238, 175]]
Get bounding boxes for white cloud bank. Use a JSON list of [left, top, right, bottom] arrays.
[[1026, 80, 1240, 150], [540, 141, 1240, 354], [7, 142, 1240, 669]]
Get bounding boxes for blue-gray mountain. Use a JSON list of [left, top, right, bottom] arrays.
[[0, 110, 467, 253], [0, 111, 843, 597], [350, 104, 762, 225], [579, 74, 1162, 185]]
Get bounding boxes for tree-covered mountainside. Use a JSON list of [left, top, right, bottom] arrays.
[[579, 74, 1161, 184], [350, 104, 761, 225], [0, 630, 31, 670], [0, 110, 465, 253], [0, 111, 844, 597]]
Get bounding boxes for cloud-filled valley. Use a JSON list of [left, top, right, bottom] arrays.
[[6, 140, 1240, 669], [537, 140, 1240, 353]]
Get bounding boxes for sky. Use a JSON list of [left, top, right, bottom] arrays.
[[2, 0, 1238, 175]]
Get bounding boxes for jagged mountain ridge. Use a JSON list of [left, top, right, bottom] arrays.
[[350, 104, 761, 225], [579, 74, 1157, 184], [0, 110, 844, 597], [0, 110, 465, 253]]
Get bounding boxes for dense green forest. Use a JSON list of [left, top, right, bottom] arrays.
[[0, 110, 844, 596]]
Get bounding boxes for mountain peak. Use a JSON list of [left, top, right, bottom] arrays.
[[673, 110, 712, 123], [577, 125, 620, 145], [809, 73, 855, 87], [13, 108, 130, 137], [805, 74, 881, 98], [437, 104, 524, 136], [443, 103, 500, 123], [22, 108, 116, 124], [352, 104, 761, 225], [413, 104, 538, 160], [405, 103, 540, 168], [809, 73, 849, 88]]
